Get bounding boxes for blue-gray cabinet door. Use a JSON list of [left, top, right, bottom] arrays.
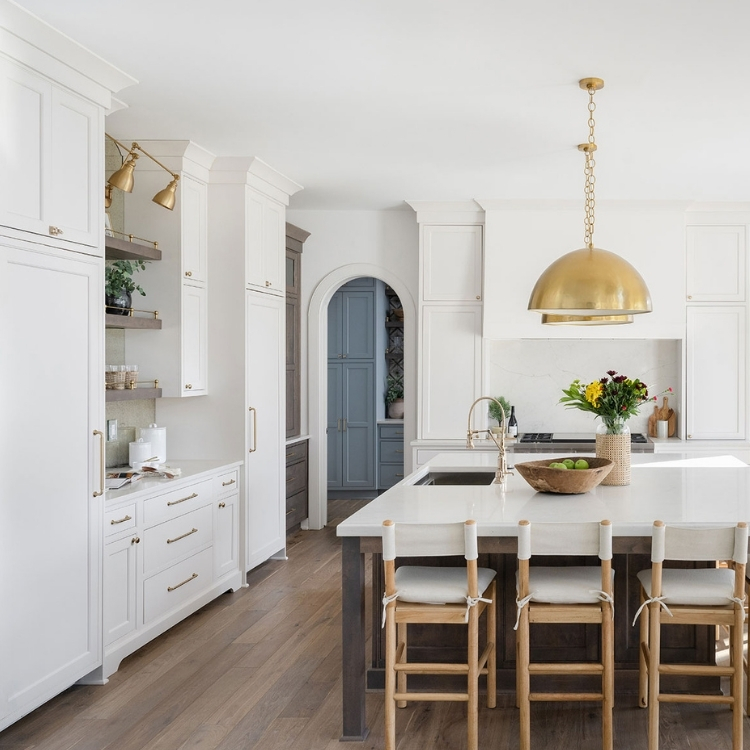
[[328, 289, 374, 361], [327, 363, 344, 488], [341, 362, 375, 488]]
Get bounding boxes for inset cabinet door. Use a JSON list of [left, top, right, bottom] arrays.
[[182, 282, 207, 395], [104, 534, 139, 646], [686, 225, 746, 302], [422, 225, 483, 302], [214, 494, 239, 580]]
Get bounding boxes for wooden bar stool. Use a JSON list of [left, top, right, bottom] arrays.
[[381, 519, 497, 750], [515, 519, 614, 750], [635, 520, 747, 750]]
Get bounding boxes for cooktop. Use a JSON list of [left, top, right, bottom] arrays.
[[520, 432, 649, 444]]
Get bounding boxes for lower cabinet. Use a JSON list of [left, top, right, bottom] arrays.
[[378, 422, 405, 490], [99, 462, 243, 680], [286, 439, 309, 531]]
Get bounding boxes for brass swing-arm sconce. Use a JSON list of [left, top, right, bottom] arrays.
[[105, 134, 180, 211]]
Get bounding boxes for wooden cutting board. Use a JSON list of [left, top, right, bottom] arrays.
[[647, 405, 659, 437]]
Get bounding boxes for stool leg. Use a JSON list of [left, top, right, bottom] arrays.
[[518, 605, 531, 750], [647, 601, 661, 750], [384, 607, 396, 750], [487, 580, 497, 709], [602, 601, 614, 750], [397, 622, 407, 709], [639, 588, 649, 709], [468, 606, 479, 750], [732, 606, 744, 750]]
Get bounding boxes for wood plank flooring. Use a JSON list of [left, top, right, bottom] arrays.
[[1, 498, 747, 750]]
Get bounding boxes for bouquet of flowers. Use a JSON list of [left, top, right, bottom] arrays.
[[560, 370, 672, 434]]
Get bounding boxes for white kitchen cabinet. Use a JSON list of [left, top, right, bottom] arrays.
[[686, 306, 746, 439], [686, 225, 746, 302], [421, 224, 483, 302], [0, 56, 103, 250], [0, 239, 104, 729], [98, 462, 243, 680], [246, 187, 285, 295], [246, 290, 286, 570], [419, 304, 482, 440], [214, 468, 240, 580], [123, 142, 214, 397]]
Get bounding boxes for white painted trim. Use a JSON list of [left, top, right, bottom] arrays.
[[307, 263, 416, 530]]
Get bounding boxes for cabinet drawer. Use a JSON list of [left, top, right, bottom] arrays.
[[142, 547, 213, 625], [380, 464, 405, 489], [143, 479, 213, 527], [143, 503, 212, 576], [286, 489, 308, 530], [105, 504, 137, 537], [217, 469, 239, 494], [380, 441, 405, 464], [379, 424, 404, 440], [286, 458, 307, 497], [285, 440, 308, 465]]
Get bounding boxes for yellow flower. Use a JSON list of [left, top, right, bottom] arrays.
[[585, 381, 603, 407]]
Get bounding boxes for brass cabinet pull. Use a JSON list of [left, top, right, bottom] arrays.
[[110, 514, 132, 525], [167, 572, 198, 592], [286, 451, 294, 458], [131, 536, 140, 545], [218, 502, 226, 509], [93, 430, 105, 497], [342, 419, 347, 431], [248, 406, 257, 452], [167, 492, 198, 507], [286, 508, 295, 515], [396, 473, 404, 477], [395, 449, 403, 454], [286, 476, 293, 482], [166, 527, 198, 544], [395, 431, 403, 435], [185, 270, 193, 277], [49, 225, 63, 236], [265, 280, 271, 287], [185, 383, 192, 390], [221, 478, 236, 486]]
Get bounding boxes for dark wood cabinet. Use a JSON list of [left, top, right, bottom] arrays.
[[285, 439, 308, 531], [285, 223, 309, 439]]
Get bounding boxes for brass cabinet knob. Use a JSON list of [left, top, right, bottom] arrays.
[[185, 384, 192, 390], [49, 225, 63, 236], [265, 280, 271, 286], [131, 536, 140, 545], [185, 270, 193, 277], [218, 502, 226, 509]]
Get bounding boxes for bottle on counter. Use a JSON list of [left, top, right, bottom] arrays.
[[507, 406, 518, 437]]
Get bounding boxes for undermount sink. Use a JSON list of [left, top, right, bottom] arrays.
[[425, 471, 497, 486]]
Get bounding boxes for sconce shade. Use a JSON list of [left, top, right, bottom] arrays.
[[528, 246, 652, 316], [152, 179, 178, 210], [107, 156, 137, 192]]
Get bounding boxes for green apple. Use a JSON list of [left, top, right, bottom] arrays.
[[562, 459, 575, 469], [548, 462, 567, 469], [574, 459, 590, 470]]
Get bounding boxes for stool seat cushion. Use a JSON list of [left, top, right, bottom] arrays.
[[394, 565, 496, 604], [637, 567, 737, 606], [517, 566, 614, 604]]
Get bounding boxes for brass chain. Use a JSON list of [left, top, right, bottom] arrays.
[[583, 85, 597, 249]]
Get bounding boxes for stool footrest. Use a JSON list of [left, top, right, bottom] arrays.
[[529, 662, 603, 675], [530, 692, 603, 702], [658, 663, 733, 677], [658, 693, 734, 704], [394, 692, 469, 702], [394, 662, 468, 674]]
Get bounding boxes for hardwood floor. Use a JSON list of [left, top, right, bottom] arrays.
[[1, 498, 747, 750]]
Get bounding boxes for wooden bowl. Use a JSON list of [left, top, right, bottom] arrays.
[[514, 457, 614, 494]]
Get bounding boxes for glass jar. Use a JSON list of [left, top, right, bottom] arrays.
[[596, 417, 631, 436]]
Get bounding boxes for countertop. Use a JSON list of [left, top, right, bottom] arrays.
[[105, 458, 243, 504], [336, 451, 750, 538]]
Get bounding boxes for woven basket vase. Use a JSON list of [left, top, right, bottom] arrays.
[[595, 432, 631, 486]]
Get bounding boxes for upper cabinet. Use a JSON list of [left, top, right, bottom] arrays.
[[421, 225, 483, 302], [180, 175, 208, 284], [686, 225, 746, 302], [0, 59, 99, 250], [246, 187, 285, 295]]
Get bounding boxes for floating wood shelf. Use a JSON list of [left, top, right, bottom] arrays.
[[106, 387, 162, 402], [105, 313, 162, 330], [105, 235, 162, 262]]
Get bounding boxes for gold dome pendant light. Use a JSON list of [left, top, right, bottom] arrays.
[[527, 78, 652, 323]]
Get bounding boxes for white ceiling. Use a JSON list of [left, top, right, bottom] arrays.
[[14, 0, 750, 210]]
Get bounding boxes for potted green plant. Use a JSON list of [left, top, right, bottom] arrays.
[[105, 259, 148, 315], [488, 396, 511, 434], [385, 375, 404, 419]]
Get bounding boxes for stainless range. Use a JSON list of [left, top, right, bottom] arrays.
[[515, 432, 654, 453]]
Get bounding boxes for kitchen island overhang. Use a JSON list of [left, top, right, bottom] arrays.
[[337, 451, 750, 741]]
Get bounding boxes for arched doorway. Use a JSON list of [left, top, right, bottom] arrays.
[[307, 263, 416, 529]]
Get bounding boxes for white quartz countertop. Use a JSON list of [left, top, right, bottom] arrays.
[[336, 451, 750, 538], [105, 458, 243, 504]]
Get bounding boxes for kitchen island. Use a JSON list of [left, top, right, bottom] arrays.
[[337, 451, 750, 740]]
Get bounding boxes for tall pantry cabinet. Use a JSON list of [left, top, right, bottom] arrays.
[[208, 158, 302, 572], [0, 2, 134, 731]]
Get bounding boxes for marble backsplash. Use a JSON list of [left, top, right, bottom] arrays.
[[488, 339, 681, 436]]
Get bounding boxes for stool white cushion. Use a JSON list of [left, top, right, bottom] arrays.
[[517, 567, 615, 604], [637, 567, 736, 606], [395, 565, 496, 604]]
